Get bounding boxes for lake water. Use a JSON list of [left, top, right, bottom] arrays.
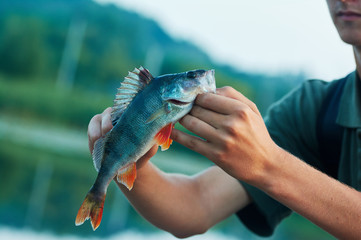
[[0, 227, 240, 240]]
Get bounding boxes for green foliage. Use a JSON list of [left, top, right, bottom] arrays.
[[0, 15, 47, 77], [0, 0, 301, 103], [0, 77, 112, 128]]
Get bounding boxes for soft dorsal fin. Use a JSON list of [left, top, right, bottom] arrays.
[[92, 132, 110, 172], [111, 66, 154, 125], [154, 123, 174, 151]]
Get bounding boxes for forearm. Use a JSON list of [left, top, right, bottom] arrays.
[[115, 162, 206, 236], [261, 147, 361, 240], [116, 163, 251, 238]]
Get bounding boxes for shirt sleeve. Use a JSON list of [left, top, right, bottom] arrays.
[[236, 79, 329, 236], [236, 182, 291, 236]]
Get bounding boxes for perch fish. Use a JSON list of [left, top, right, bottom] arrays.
[[75, 67, 216, 230]]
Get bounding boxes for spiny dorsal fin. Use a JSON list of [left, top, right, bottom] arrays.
[[111, 66, 154, 125]]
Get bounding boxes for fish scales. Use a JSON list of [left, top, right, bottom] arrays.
[[75, 67, 216, 231]]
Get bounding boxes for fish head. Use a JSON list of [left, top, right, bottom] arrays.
[[158, 69, 216, 119]]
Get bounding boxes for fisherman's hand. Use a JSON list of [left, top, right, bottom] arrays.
[[88, 107, 113, 153], [87, 107, 158, 169], [171, 87, 281, 185]]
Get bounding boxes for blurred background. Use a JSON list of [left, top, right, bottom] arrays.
[[0, 0, 348, 239]]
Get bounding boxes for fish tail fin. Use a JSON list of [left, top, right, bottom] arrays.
[[75, 190, 106, 231]]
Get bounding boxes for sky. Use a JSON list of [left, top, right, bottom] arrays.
[[96, 0, 356, 81]]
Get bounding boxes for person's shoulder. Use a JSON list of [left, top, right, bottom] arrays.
[[304, 78, 331, 88], [305, 73, 351, 93], [268, 79, 328, 112], [304, 78, 340, 91], [267, 73, 352, 117], [285, 77, 345, 106], [265, 77, 341, 127]]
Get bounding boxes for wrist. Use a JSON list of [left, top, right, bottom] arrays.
[[259, 146, 306, 203], [251, 144, 288, 193]]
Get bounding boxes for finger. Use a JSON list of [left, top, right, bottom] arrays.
[[195, 92, 246, 115], [216, 86, 260, 114], [170, 129, 212, 158], [189, 105, 225, 129], [179, 114, 218, 141], [101, 107, 113, 136], [88, 114, 102, 153]]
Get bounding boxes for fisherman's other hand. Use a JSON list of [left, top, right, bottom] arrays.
[[171, 86, 281, 185], [87, 107, 157, 169]]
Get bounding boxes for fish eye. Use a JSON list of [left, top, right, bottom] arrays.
[[187, 71, 197, 79]]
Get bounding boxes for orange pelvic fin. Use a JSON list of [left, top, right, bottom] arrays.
[[117, 162, 137, 190], [75, 191, 106, 231], [154, 123, 174, 151]]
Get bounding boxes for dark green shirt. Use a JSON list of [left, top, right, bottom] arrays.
[[236, 71, 361, 236]]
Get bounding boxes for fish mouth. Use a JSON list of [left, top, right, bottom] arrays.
[[167, 99, 192, 106]]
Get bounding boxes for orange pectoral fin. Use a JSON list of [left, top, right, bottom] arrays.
[[117, 162, 137, 190], [161, 138, 173, 151], [154, 123, 174, 151]]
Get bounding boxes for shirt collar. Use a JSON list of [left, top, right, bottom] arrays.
[[337, 71, 361, 128]]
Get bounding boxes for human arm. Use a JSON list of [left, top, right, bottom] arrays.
[[87, 107, 252, 238], [171, 86, 361, 239], [116, 164, 251, 238]]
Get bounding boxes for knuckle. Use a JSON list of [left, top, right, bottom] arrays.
[[212, 150, 226, 162], [223, 119, 238, 136], [218, 86, 234, 96], [235, 105, 251, 120], [246, 101, 258, 114], [185, 138, 198, 150], [249, 102, 257, 111], [186, 116, 199, 130], [103, 107, 112, 115], [223, 86, 234, 93], [221, 136, 234, 151], [88, 115, 101, 136], [196, 93, 209, 105], [89, 114, 101, 126], [190, 105, 202, 116]]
